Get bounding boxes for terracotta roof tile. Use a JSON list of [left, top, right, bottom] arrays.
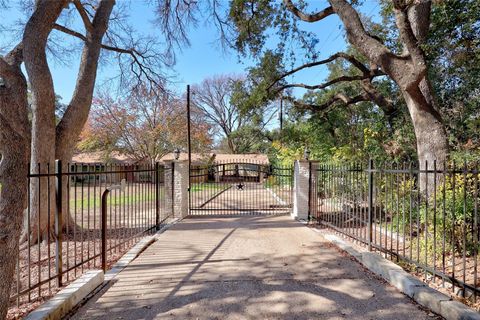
[[159, 153, 269, 165], [72, 151, 137, 164]]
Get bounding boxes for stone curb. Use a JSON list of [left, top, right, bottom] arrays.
[[25, 218, 182, 320], [24, 270, 104, 320], [306, 224, 480, 320]]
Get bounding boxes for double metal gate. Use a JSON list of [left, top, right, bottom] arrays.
[[189, 162, 293, 215]]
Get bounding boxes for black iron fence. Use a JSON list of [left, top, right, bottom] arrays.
[[10, 161, 172, 313], [310, 160, 480, 300]]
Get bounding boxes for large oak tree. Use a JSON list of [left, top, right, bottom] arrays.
[[230, 0, 449, 171]]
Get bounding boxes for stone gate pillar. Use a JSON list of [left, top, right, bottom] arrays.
[[164, 160, 189, 219], [292, 160, 311, 220], [215, 164, 221, 183]]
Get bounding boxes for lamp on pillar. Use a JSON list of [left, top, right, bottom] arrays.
[[174, 148, 181, 161], [303, 147, 310, 161]]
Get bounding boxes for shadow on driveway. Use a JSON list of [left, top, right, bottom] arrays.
[[70, 215, 441, 320]]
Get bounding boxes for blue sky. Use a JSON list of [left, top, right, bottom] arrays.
[[0, 1, 381, 103]]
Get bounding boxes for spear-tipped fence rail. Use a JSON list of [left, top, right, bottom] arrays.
[[310, 160, 480, 300], [10, 161, 172, 310]]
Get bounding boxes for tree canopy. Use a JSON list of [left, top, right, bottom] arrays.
[[225, 0, 480, 165]]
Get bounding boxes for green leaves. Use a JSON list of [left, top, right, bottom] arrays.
[[229, 0, 278, 56], [425, 0, 480, 157], [230, 50, 285, 114]]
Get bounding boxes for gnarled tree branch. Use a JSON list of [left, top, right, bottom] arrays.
[[276, 74, 370, 93], [392, 0, 427, 70], [283, 0, 334, 22], [269, 51, 385, 94], [283, 93, 369, 113]]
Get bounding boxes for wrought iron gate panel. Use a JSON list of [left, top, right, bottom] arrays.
[[189, 162, 293, 215]]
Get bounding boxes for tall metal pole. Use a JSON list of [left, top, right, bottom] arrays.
[[279, 97, 283, 132], [187, 85, 192, 190]]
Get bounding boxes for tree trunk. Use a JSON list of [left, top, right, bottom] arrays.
[[403, 86, 448, 166], [0, 146, 28, 320], [327, 0, 449, 173], [402, 79, 448, 193], [0, 152, 28, 320], [227, 136, 237, 154], [0, 53, 30, 320], [21, 0, 67, 244], [21, 0, 115, 244], [54, 0, 115, 237], [27, 130, 56, 243]]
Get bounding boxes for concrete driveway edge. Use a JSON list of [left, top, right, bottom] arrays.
[[24, 270, 104, 320], [306, 224, 480, 320]]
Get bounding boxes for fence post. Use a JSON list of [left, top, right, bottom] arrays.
[[292, 160, 310, 220], [171, 161, 175, 216], [308, 161, 312, 221], [54, 160, 63, 287], [367, 159, 374, 252], [101, 190, 108, 273], [164, 160, 189, 218], [155, 162, 160, 230]]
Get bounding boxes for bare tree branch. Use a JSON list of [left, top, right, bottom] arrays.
[[153, 0, 199, 55], [53, 23, 87, 41], [360, 79, 395, 117], [53, 22, 164, 90], [326, 0, 416, 87], [266, 42, 397, 125], [209, 0, 235, 50], [192, 74, 275, 153]]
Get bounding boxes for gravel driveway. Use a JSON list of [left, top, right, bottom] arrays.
[[71, 215, 441, 320]]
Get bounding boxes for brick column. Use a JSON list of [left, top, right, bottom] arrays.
[[292, 160, 310, 220], [164, 160, 189, 219]]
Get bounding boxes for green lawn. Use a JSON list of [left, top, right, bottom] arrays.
[[190, 183, 227, 192], [66, 183, 226, 209], [70, 190, 163, 209]]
